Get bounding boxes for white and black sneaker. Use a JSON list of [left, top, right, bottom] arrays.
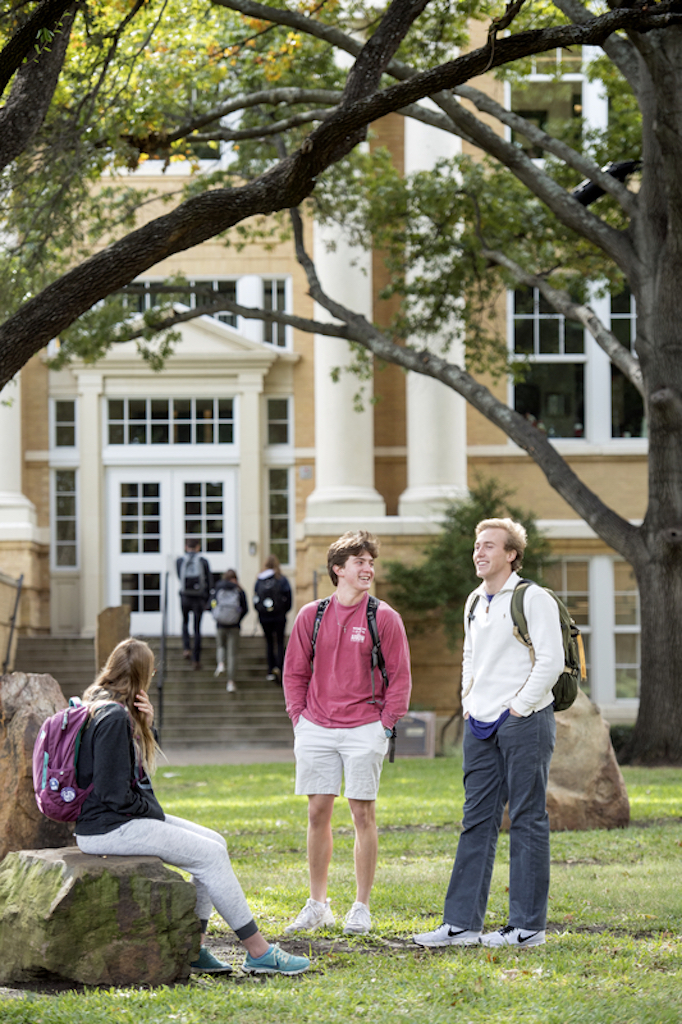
[[480, 925, 546, 947], [413, 923, 481, 947]]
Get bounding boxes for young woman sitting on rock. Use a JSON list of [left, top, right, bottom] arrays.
[[74, 636, 310, 977]]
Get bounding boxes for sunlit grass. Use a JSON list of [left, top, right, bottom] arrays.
[[1, 759, 680, 1023]]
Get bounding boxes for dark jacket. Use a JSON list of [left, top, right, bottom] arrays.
[[75, 703, 164, 835], [213, 579, 248, 627], [254, 570, 292, 623]]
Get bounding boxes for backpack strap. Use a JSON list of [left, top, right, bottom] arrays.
[[366, 595, 389, 693], [510, 579, 534, 651], [466, 593, 481, 628], [366, 595, 395, 762], [309, 597, 331, 671]]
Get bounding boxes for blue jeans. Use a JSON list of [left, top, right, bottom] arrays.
[[443, 704, 556, 932]]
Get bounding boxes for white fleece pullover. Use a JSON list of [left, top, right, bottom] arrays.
[[461, 571, 564, 721]]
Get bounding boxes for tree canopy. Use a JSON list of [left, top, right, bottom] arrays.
[[2, 0, 682, 762]]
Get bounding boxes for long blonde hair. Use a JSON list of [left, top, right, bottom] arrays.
[[83, 637, 158, 774]]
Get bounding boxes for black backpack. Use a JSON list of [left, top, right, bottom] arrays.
[[256, 575, 288, 618], [467, 579, 586, 712], [310, 595, 396, 761]]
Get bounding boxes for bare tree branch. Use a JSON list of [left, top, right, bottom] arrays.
[[119, 297, 354, 342], [189, 108, 337, 144]]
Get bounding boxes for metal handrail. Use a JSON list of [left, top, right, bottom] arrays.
[[2, 573, 23, 675]]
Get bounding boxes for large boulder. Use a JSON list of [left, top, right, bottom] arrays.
[[546, 690, 630, 830], [0, 672, 75, 860], [0, 848, 201, 986], [500, 691, 630, 831]]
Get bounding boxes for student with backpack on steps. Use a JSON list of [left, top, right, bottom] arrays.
[[211, 569, 248, 692], [253, 554, 292, 684], [176, 538, 211, 671]]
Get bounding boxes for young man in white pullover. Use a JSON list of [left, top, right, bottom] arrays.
[[414, 518, 564, 950]]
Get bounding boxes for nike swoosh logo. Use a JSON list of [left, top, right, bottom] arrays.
[[518, 932, 540, 943]]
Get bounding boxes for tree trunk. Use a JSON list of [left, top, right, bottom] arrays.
[[624, 28, 682, 764]]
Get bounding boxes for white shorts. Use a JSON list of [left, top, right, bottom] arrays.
[[293, 715, 389, 801]]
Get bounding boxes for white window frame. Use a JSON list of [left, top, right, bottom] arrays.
[[105, 397, 237, 448], [508, 288, 588, 440], [266, 465, 293, 567], [266, 396, 292, 447], [51, 467, 79, 571], [50, 397, 78, 452]]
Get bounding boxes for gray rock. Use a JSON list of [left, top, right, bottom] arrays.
[[501, 690, 630, 831], [546, 689, 630, 830], [0, 848, 201, 985], [0, 673, 75, 860]]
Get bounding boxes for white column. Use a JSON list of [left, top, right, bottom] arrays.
[[399, 372, 468, 516], [398, 115, 468, 517], [77, 372, 103, 634], [589, 555, 616, 707], [237, 376, 263, 598], [0, 376, 37, 541], [306, 223, 385, 519]]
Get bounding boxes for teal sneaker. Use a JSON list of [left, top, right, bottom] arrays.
[[242, 943, 310, 975], [190, 946, 233, 974]]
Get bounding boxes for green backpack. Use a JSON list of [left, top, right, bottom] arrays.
[[468, 579, 586, 712]]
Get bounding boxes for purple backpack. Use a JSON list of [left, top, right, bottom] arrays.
[[33, 697, 94, 822]]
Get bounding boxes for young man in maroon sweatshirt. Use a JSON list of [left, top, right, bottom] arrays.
[[282, 530, 412, 935]]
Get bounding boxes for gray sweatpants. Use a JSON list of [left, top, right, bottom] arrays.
[[76, 814, 257, 939]]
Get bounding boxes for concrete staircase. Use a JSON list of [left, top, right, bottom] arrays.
[[13, 634, 293, 750]]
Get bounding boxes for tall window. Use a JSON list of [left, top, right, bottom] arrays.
[[542, 558, 591, 696], [267, 398, 290, 445], [120, 483, 160, 554], [511, 81, 583, 158], [263, 279, 287, 347], [108, 398, 234, 445], [268, 468, 290, 564], [184, 482, 224, 553], [54, 400, 76, 448], [613, 560, 640, 698], [512, 287, 586, 437], [54, 470, 77, 567], [610, 287, 645, 438]]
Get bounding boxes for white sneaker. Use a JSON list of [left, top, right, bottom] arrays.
[[343, 902, 371, 934], [226, 680, 237, 693], [480, 926, 546, 948], [413, 923, 481, 947], [214, 662, 225, 677], [284, 898, 335, 934]]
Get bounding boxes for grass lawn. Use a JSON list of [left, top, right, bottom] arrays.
[[1, 757, 680, 1023]]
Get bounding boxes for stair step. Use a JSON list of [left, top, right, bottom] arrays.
[[14, 633, 291, 749]]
